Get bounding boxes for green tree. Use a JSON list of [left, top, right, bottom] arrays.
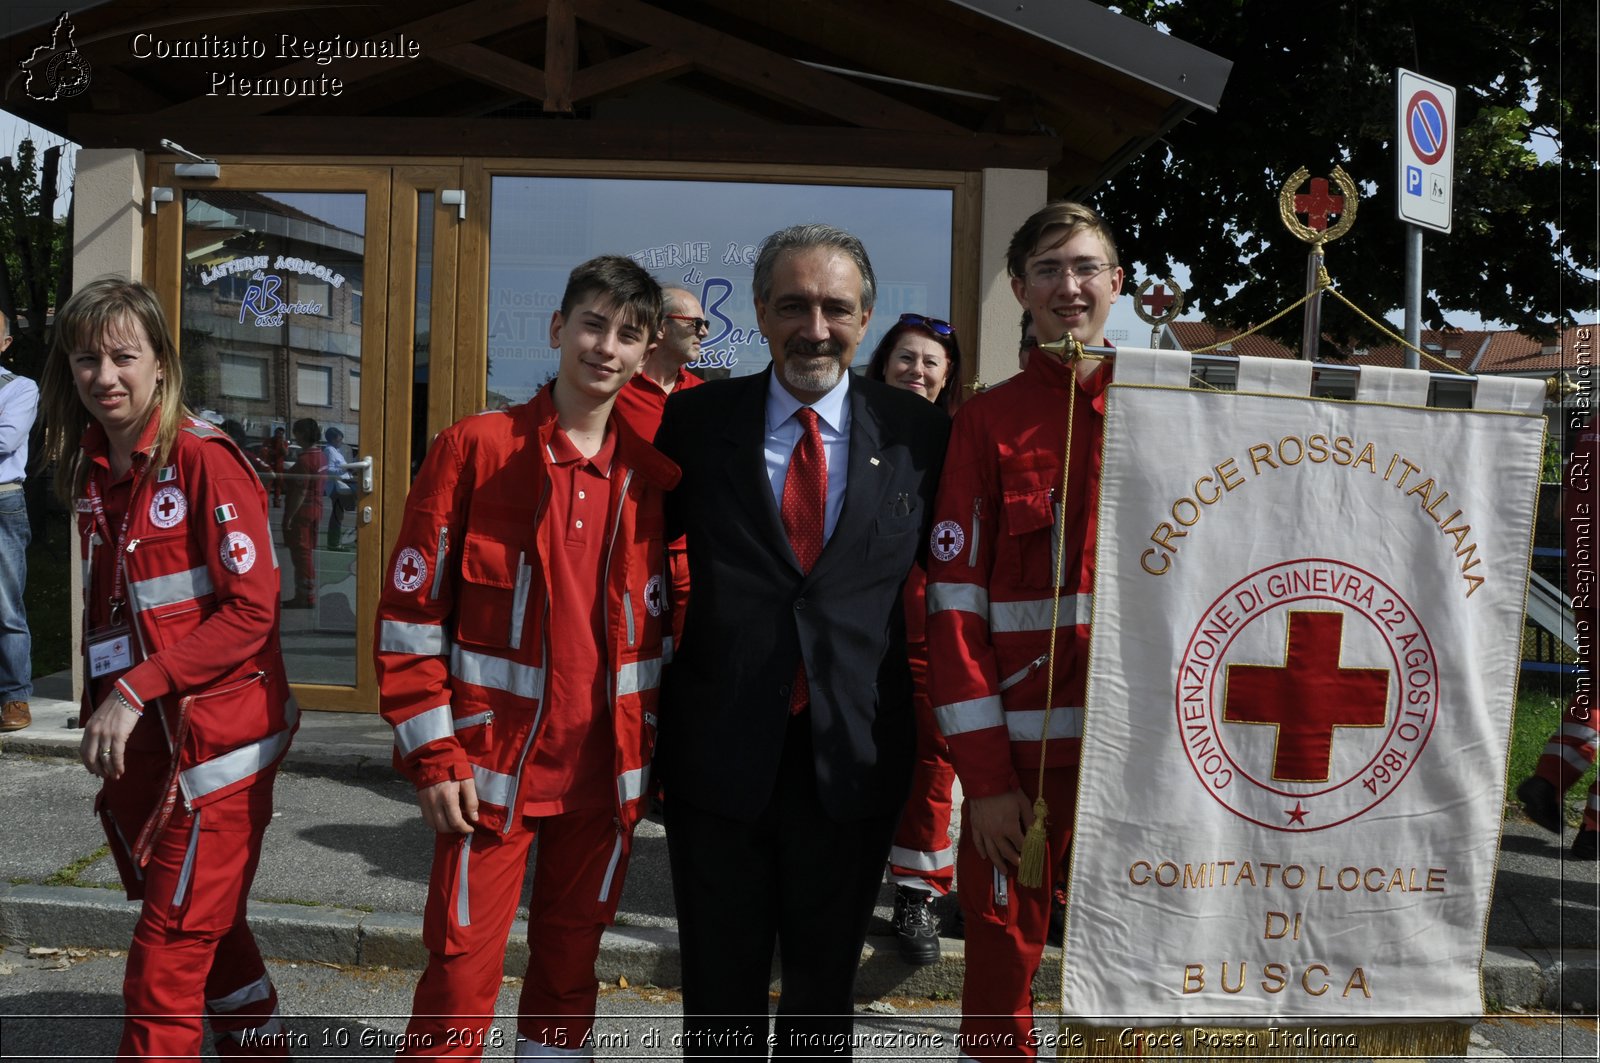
[[1093, 1, 1596, 344], [0, 137, 70, 379]]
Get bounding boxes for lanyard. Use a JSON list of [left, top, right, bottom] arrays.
[[84, 458, 150, 623]]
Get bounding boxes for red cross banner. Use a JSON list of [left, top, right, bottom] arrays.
[[1060, 349, 1547, 1057]]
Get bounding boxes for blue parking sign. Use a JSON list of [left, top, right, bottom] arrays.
[[1405, 165, 1422, 197]]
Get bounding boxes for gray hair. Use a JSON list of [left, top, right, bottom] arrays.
[[752, 223, 877, 313]]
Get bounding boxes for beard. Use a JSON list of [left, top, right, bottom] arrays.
[[779, 338, 847, 394]]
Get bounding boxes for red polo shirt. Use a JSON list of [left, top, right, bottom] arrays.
[[612, 365, 703, 444], [522, 399, 620, 816]]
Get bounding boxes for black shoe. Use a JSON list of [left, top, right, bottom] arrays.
[[1573, 830, 1599, 861], [1517, 776, 1564, 834], [892, 886, 941, 966]]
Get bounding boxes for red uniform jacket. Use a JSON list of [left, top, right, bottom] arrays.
[[375, 391, 681, 835], [78, 415, 297, 860], [924, 350, 1110, 798]]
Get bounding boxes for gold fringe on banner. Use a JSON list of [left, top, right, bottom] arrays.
[[1055, 1021, 1470, 1059]]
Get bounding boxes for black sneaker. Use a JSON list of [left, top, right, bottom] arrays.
[[892, 885, 941, 966], [1572, 830, 1599, 861], [1517, 776, 1564, 834]]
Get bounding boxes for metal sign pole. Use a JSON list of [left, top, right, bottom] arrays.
[[1300, 245, 1325, 361], [1403, 224, 1423, 369]]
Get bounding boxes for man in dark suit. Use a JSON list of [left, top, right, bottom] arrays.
[[654, 223, 949, 1058]]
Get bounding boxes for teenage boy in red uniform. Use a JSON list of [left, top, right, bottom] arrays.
[[926, 201, 1124, 1060], [376, 255, 678, 1058]]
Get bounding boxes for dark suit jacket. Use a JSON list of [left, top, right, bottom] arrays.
[[653, 368, 949, 822]]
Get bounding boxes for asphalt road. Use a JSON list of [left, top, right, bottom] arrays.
[[1, 946, 1594, 1061]]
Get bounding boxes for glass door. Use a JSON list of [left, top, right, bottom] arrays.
[[150, 164, 394, 712]]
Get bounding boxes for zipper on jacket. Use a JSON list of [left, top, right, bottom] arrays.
[[509, 550, 531, 649], [117, 539, 175, 757], [968, 498, 981, 567], [622, 592, 636, 647], [992, 867, 1009, 908], [454, 834, 473, 927], [998, 653, 1049, 692], [453, 709, 494, 731], [171, 811, 201, 907], [601, 470, 635, 708], [1050, 492, 1065, 589], [429, 526, 449, 600], [596, 826, 624, 904]]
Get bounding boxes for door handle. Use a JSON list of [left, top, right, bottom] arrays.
[[343, 456, 375, 495]]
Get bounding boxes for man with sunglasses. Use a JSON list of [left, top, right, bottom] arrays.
[[615, 287, 708, 649], [926, 201, 1124, 1060]]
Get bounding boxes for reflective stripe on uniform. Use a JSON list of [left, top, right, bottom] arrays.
[[615, 657, 662, 697], [927, 581, 988, 617], [617, 765, 649, 805], [179, 726, 293, 803], [988, 594, 1093, 633], [934, 695, 1005, 737], [889, 844, 954, 872], [207, 972, 272, 1013], [1005, 707, 1084, 742], [471, 763, 517, 807], [379, 619, 448, 656], [394, 704, 453, 756], [129, 566, 213, 611], [450, 645, 544, 699]]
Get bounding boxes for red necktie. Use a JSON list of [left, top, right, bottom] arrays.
[[780, 407, 826, 712]]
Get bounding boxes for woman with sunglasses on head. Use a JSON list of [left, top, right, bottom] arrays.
[[865, 312, 963, 963], [37, 277, 297, 1059]]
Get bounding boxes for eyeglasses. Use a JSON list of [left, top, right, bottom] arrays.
[[1025, 261, 1117, 287], [667, 314, 710, 333], [898, 313, 955, 337]]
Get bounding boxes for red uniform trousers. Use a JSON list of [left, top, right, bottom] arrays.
[[399, 806, 631, 1060], [887, 693, 956, 894], [101, 753, 286, 1061], [284, 513, 319, 603], [955, 767, 1077, 1063], [1535, 698, 1600, 832]]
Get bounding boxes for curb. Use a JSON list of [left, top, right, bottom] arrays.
[[2, 883, 1588, 1012]]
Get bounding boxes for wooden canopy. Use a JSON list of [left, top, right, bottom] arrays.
[[1, 0, 1230, 196]]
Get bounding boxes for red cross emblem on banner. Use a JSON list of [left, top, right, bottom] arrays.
[[1293, 178, 1345, 232], [1223, 610, 1389, 783]]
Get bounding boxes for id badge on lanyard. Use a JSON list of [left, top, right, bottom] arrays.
[[84, 464, 149, 676]]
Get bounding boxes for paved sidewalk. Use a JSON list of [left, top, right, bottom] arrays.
[[3, 671, 1596, 1013]]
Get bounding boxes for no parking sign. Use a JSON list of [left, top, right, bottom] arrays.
[[1396, 69, 1455, 233]]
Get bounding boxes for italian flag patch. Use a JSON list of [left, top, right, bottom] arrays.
[[214, 503, 238, 524]]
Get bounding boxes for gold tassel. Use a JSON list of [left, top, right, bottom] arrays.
[[1056, 1021, 1470, 1058], [1016, 795, 1051, 887]]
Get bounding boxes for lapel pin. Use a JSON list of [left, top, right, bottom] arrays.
[[869, 457, 880, 466]]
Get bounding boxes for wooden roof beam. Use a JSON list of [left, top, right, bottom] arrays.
[[575, 0, 967, 134], [433, 42, 548, 103], [544, 0, 575, 112], [570, 46, 691, 102]]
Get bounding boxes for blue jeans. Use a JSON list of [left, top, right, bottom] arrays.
[[0, 489, 32, 703]]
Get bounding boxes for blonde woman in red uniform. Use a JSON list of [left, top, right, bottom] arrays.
[[866, 312, 964, 963], [37, 277, 298, 1059]]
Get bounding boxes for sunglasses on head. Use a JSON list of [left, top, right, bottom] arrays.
[[898, 313, 954, 337]]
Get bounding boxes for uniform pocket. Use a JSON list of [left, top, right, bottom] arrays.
[[999, 453, 1059, 589], [456, 526, 534, 648]]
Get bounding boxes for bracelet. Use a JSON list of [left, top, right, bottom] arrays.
[[113, 687, 143, 717]]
